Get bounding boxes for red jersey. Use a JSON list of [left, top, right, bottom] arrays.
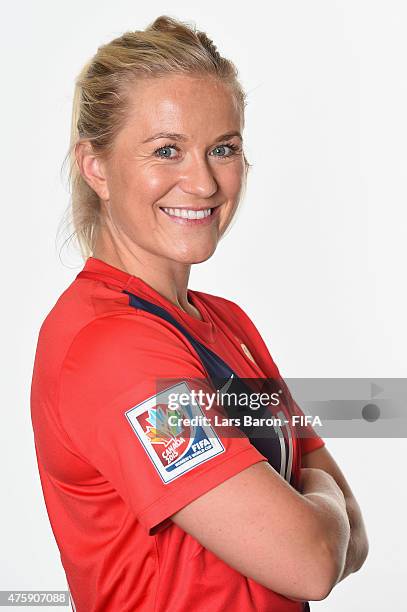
[[30, 256, 324, 612]]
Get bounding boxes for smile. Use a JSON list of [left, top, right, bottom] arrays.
[[159, 205, 220, 225]]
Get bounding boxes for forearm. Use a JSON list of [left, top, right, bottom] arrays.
[[299, 449, 369, 591], [303, 490, 350, 581], [336, 496, 369, 582], [302, 467, 369, 586], [301, 469, 351, 591]]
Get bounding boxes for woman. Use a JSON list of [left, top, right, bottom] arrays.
[[30, 15, 368, 612]]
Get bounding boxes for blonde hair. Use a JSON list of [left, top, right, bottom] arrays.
[[60, 15, 250, 260]]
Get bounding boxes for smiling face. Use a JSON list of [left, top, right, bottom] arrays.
[[86, 74, 246, 265]]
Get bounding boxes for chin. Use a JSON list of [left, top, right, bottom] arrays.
[[172, 244, 217, 265]]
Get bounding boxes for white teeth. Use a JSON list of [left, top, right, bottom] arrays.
[[162, 207, 212, 219]]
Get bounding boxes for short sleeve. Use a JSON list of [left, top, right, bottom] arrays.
[[297, 421, 325, 455], [286, 386, 325, 456], [58, 314, 268, 535], [277, 376, 325, 456], [262, 361, 326, 457]]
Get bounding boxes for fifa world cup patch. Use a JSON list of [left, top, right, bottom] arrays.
[[124, 381, 225, 483]]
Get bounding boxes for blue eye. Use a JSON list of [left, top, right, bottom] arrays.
[[153, 141, 241, 160], [211, 143, 240, 157], [154, 143, 180, 159]]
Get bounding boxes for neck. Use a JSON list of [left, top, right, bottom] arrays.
[[92, 231, 201, 319]]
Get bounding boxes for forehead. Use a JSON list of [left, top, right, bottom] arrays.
[[120, 74, 242, 140]]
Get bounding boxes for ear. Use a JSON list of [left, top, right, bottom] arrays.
[[75, 140, 110, 201]]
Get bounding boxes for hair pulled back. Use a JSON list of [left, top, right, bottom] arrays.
[[61, 15, 249, 259]]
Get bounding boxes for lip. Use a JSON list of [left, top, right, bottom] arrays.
[[158, 205, 221, 226]]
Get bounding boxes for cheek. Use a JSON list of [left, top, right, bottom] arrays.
[[139, 171, 173, 199], [217, 162, 245, 197], [112, 165, 175, 217]]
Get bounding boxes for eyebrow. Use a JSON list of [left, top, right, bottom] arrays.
[[142, 131, 243, 144]]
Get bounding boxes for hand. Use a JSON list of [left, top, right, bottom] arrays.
[[299, 467, 347, 511], [298, 467, 333, 493]]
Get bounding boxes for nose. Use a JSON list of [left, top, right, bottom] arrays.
[[178, 153, 218, 198]]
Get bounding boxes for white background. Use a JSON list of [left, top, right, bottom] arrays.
[[1, 1, 406, 610]]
